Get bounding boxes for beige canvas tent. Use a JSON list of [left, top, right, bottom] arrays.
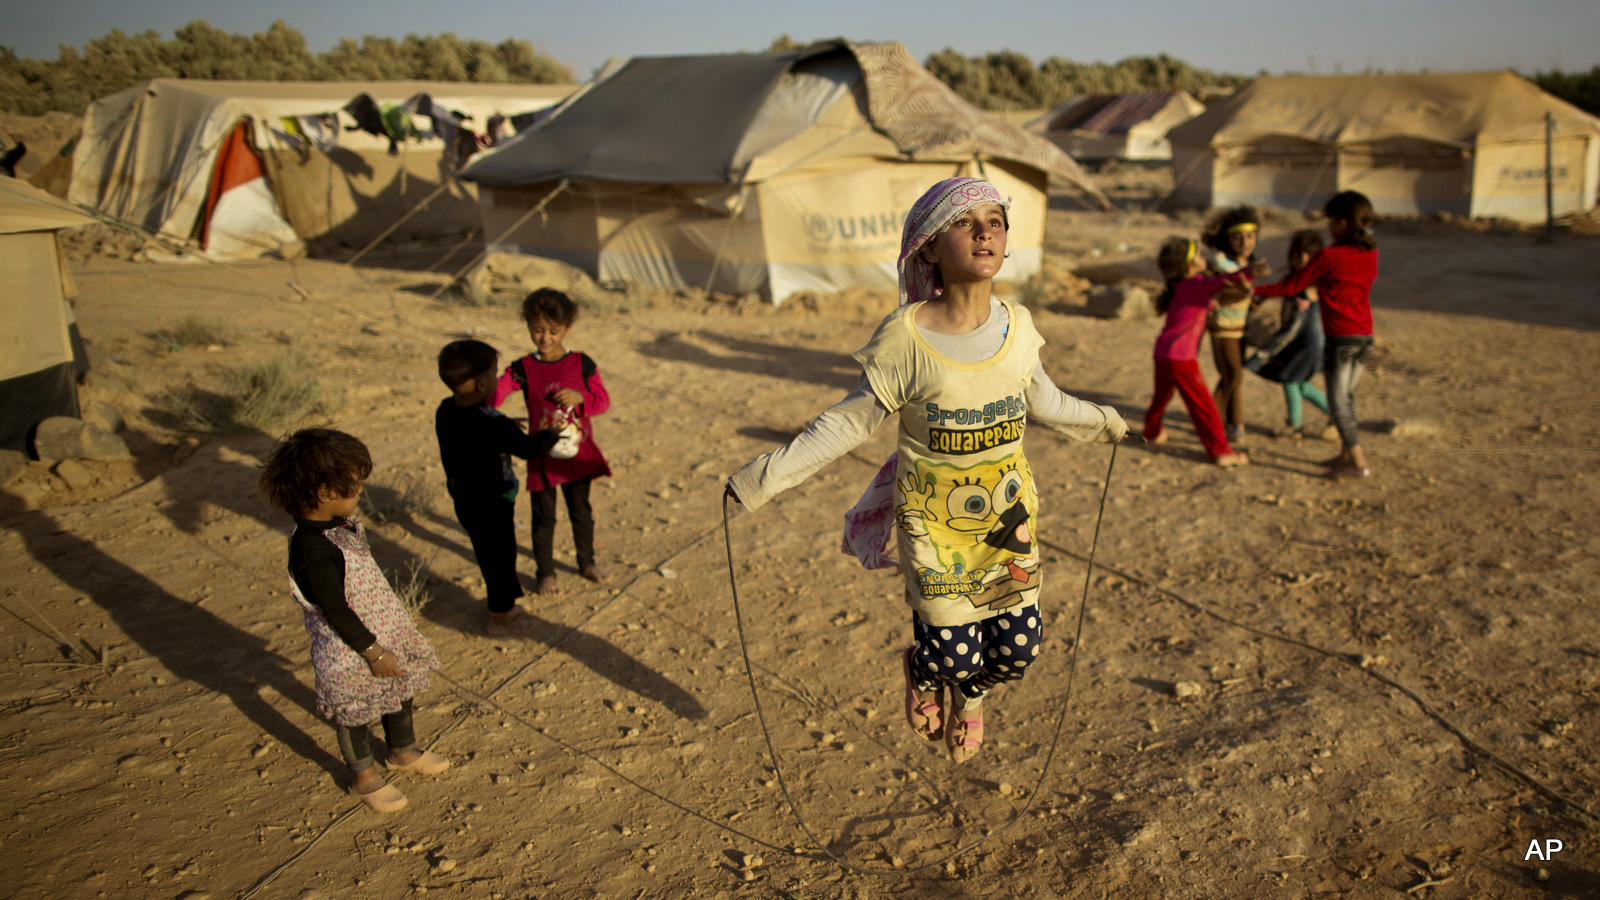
[[1031, 91, 1205, 162], [69, 79, 575, 259], [0, 179, 96, 451], [1168, 71, 1600, 221], [459, 41, 1105, 304]]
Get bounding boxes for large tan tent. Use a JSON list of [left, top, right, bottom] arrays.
[[1168, 71, 1600, 221], [69, 79, 576, 259], [1031, 91, 1205, 163], [0, 179, 96, 451], [459, 42, 1106, 304]]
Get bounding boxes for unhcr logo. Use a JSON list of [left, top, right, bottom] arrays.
[[804, 209, 908, 243]]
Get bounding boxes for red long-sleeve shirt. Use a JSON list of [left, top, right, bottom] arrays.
[[1254, 244, 1377, 338]]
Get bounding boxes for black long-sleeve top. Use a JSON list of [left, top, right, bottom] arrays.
[[288, 516, 374, 652], [435, 397, 559, 502]]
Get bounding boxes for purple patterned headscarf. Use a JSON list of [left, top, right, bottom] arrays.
[[896, 176, 1011, 307]]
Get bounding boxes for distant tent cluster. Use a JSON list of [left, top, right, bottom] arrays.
[[1168, 72, 1600, 221], [458, 41, 1105, 304], [67, 80, 576, 259], [1029, 90, 1206, 163]]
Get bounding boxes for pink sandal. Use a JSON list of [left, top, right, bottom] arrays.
[[902, 648, 943, 741], [946, 703, 984, 764]]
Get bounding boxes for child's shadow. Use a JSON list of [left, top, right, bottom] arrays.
[[0, 500, 342, 776]]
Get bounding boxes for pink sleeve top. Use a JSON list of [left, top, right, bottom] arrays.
[[1152, 272, 1249, 361]]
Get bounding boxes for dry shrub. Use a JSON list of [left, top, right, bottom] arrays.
[[153, 315, 235, 351], [359, 476, 440, 525], [388, 559, 433, 619], [169, 353, 322, 433]]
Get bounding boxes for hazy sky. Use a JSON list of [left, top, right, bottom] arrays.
[[10, 0, 1599, 80]]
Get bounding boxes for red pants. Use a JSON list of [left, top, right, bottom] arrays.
[[1144, 358, 1232, 459]]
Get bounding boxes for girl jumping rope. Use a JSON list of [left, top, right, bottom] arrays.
[[726, 177, 1126, 763], [1143, 237, 1254, 466], [1253, 191, 1379, 479]]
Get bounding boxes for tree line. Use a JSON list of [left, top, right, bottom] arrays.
[[5, 24, 1598, 118], [0, 20, 573, 115]]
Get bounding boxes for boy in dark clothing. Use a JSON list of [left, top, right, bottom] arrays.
[[435, 340, 560, 635]]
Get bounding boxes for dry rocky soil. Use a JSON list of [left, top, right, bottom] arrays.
[[3, 170, 1600, 899]]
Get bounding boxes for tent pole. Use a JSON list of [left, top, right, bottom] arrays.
[[344, 180, 452, 266], [1541, 111, 1555, 244], [429, 178, 570, 302]]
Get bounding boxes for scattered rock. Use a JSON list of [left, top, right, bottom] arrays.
[[52, 460, 94, 490], [31, 417, 130, 461], [432, 857, 457, 873], [1085, 284, 1154, 320], [80, 400, 125, 434], [657, 567, 678, 579], [0, 448, 26, 486], [1382, 418, 1439, 438], [1172, 681, 1203, 699]]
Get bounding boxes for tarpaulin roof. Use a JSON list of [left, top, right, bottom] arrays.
[[1044, 91, 1200, 135], [0, 178, 97, 234], [461, 41, 1105, 205], [1170, 71, 1600, 149]]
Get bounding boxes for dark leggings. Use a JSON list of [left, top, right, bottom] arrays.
[[909, 604, 1044, 705], [1210, 335, 1245, 428], [530, 476, 596, 578], [454, 493, 523, 612], [334, 699, 415, 773], [1324, 336, 1373, 448]]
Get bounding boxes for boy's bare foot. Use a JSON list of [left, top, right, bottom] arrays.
[[536, 574, 560, 596], [1214, 450, 1250, 467], [579, 565, 609, 585], [486, 610, 540, 636], [1145, 430, 1168, 445]]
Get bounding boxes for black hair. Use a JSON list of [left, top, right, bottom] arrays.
[[1154, 236, 1197, 315], [1287, 229, 1325, 267], [258, 428, 373, 517], [1324, 191, 1376, 250], [438, 339, 498, 388], [521, 287, 578, 326], [1201, 205, 1262, 262]]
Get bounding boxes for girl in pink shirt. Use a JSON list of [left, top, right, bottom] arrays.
[[1143, 237, 1253, 466]]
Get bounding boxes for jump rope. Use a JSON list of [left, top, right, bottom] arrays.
[[717, 439, 1125, 875]]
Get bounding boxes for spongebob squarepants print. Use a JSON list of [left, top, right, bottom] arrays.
[[896, 454, 1041, 612]]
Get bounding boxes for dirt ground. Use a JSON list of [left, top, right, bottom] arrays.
[[3, 178, 1600, 900]]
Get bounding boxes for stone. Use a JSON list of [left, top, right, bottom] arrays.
[[82, 367, 133, 395], [1085, 284, 1155, 320], [32, 417, 130, 461], [1173, 681, 1203, 699], [81, 401, 125, 434], [1382, 419, 1439, 438], [0, 448, 25, 486], [52, 460, 94, 490]]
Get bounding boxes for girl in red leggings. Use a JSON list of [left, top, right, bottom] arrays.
[[1143, 237, 1254, 467]]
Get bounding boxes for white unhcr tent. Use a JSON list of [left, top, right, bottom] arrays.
[[69, 79, 576, 259], [0, 179, 96, 451], [1168, 71, 1600, 221], [459, 41, 1107, 304]]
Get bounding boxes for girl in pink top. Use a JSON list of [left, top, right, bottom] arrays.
[[1143, 237, 1253, 466]]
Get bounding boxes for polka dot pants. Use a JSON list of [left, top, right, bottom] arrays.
[[910, 603, 1043, 705]]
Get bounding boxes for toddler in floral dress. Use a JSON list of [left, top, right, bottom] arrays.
[[259, 428, 446, 813]]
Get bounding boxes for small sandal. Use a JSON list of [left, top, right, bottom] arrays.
[[348, 780, 408, 813], [946, 704, 985, 764], [902, 648, 943, 741], [383, 749, 450, 776]]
